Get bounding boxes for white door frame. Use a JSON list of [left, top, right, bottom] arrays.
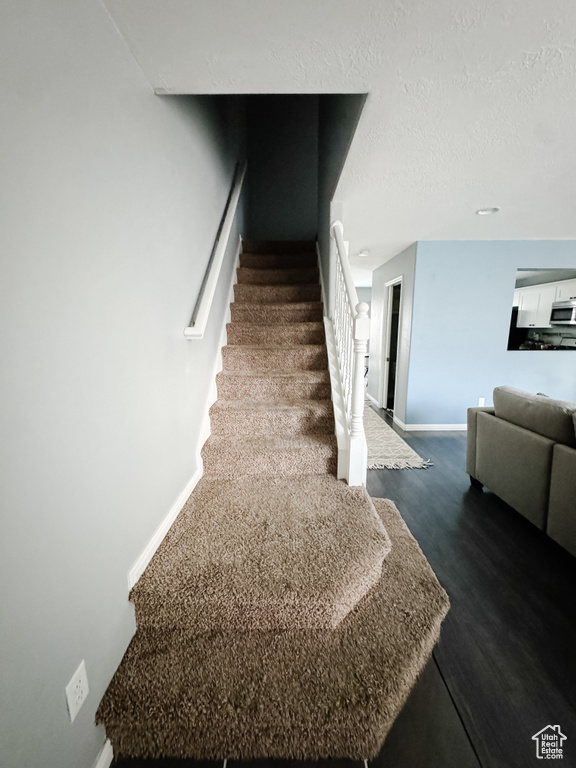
[[380, 277, 403, 411]]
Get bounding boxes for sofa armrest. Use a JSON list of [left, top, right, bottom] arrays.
[[467, 406, 496, 477], [548, 444, 576, 557]]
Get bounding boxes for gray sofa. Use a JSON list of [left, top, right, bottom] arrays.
[[467, 386, 576, 558]]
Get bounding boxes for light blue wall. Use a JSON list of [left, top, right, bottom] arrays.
[[368, 244, 417, 423], [406, 241, 576, 425]]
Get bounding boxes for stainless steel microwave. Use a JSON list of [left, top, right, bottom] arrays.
[[550, 299, 576, 325]]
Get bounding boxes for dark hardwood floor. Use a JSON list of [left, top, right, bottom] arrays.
[[367, 407, 576, 768], [112, 408, 576, 768]]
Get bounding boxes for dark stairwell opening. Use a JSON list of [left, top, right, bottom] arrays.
[[243, 93, 367, 246], [245, 94, 319, 242]]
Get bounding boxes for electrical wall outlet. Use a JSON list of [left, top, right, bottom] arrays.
[[478, 397, 485, 407], [65, 660, 89, 723]]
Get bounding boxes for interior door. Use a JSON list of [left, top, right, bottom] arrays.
[[384, 282, 402, 412]]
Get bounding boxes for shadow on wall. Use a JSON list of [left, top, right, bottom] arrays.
[[245, 94, 319, 241]]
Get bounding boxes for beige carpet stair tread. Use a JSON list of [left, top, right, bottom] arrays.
[[241, 239, 316, 254], [209, 399, 334, 437], [226, 322, 325, 346], [96, 497, 450, 761], [222, 344, 328, 372], [240, 252, 318, 270], [216, 370, 331, 400], [230, 302, 323, 323], [237, 267, 319, 285], [130, 475, 391, 633], [202, 434, 337, 479], [211, 397, 333, 411], [203, 432, 337, 452], [234, 283, 321, 304]]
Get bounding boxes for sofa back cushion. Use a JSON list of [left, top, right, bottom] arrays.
[[493, 386, 576, 447]]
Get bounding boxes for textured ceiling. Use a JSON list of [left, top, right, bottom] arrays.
[[103, 0, 576, 281]]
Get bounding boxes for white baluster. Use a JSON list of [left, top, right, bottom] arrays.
[[348, 302, 370, 486], [345, 309, 352, 417], [328, 220, 370, 486]]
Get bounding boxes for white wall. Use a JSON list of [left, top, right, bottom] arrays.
[[367, 244, 417, 423], [356, 287, 372, 306], [0, 2, 243, 767]]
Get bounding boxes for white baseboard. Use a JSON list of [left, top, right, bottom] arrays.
[[393, 415, 467, 432], [127, 468, 201, 590], [196, 235, 242, 472], [93, 739, 113, 768], [365, 398, 466, 431]]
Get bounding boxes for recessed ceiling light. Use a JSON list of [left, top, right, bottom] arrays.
[[476, 207, 500, 215], [358, 249, 371, 258]]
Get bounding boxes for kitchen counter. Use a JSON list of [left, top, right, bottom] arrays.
[[518, 341, 576, 350]]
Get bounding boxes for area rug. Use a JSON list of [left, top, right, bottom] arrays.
[[364, 406, 432, 469], [96, 497, 449, 760]]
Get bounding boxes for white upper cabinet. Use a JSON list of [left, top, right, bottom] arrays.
[[515, 278, 576, 328], [555, 279, 576, 302], [517, 284, 557, 328]]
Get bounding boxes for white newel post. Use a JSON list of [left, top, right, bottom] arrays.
[[348, 302, 369, 486]]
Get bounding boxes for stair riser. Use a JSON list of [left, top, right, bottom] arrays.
[[216, 374, 331, 401], [210, 409, 334, 437], [222, 346, 328, 372], [133, 595, 349, 632], [226, 323, 325, 346], [234, 284, 321, 304], [230, 303, 323, 324], [242, 239, 316, 254], [201, 445, 337, 479], [240, 253, 318, 270], [236, 267, 319, 285]]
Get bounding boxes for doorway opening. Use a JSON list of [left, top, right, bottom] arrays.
[[383, 280, 402, 413]]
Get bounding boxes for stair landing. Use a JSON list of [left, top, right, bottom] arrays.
[[130, 474, 391, 632]]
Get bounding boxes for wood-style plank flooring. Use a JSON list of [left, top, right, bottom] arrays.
[[112, 407, 576, 768]]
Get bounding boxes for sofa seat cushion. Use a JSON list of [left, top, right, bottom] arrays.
[[493, 386, 576, 448]]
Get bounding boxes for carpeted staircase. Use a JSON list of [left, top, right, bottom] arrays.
[[96, 241, 449, 761], [202, 242, 337, 480], [129, 241, 390, 633]]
